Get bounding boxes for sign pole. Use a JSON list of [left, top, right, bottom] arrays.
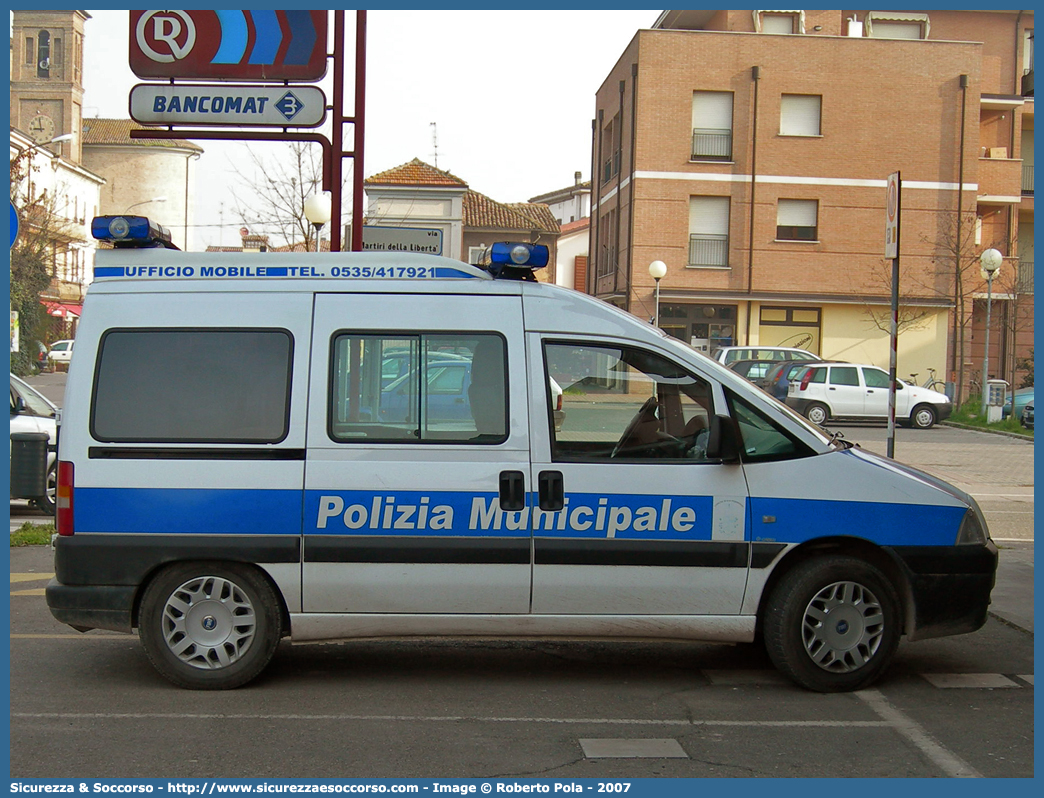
[[885, 172, 901, 459]]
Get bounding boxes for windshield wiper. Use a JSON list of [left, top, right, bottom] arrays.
[[829, 430, 857, 449]]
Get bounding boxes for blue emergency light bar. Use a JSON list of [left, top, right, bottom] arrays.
[[481, 242, 549, 280], [91, 216, 178, 249]]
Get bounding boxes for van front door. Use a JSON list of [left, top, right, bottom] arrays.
[[527, 337, 750, 616], [302, 293, 531, 614]]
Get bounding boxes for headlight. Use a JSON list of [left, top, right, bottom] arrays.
[[956, 507, 989, 545]]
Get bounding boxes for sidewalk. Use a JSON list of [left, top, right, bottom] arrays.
[[989, 541, 1034, 633]]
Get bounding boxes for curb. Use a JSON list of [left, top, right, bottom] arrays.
[[940, 420, 1034, 441]]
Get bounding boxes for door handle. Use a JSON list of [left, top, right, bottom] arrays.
[[538, 470, 564, 511], [499, 470, 525, 511]]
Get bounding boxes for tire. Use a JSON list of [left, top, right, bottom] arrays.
[[804, 403, 829, 426], [139, 562, 282, 690], [31, 462, 57, 516], [910, 404, 937, 429], [763, 556, 901, 692]]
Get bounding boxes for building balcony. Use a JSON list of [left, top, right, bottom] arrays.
[[1023, 164, 1034, 195], [688, 233, 729, 268], [1018, 260, 1033, 294], [691, 128, 732, 160], [977, 153, 1024, 203]]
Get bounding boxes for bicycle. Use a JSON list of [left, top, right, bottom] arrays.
[[907, 367, 946, 392]]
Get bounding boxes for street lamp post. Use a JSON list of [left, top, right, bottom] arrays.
[[979, 248, 1003, 415], [648, 260, 667, 328], [124, 196, 167, 214], [304, 192, 332, 253]]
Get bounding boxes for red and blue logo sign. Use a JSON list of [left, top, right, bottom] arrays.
[[130, 10, 327, 82]]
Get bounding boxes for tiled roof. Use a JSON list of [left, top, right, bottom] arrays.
[[507, 202, 560, 234], [81, 118, 204, 152], [365, 158, 468, 188], [529, 181, 591, 203], [560, 217, 590, 234], [464, 191, 559, 234]]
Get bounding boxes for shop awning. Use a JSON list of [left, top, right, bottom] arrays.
[[42, 301, 82, 318]]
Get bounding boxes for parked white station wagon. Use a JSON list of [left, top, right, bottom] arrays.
[[786, 363, 952, 429]]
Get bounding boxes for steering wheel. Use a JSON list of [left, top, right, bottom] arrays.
[[611, 396, 661, 458]]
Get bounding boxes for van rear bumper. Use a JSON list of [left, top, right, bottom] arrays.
[[45, 579, 135, 634], [887, 541, 999, 640]]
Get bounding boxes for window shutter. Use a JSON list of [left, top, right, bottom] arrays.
[[761, 14, 795, 34], [777, 199, 817, 227], [692, 92, 733, 131], [689, 197, 730, 234], [872, 21, 922, 39], [780, 94, 821, 136]]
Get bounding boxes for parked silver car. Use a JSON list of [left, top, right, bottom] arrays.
[[9, 373, 58, 514]]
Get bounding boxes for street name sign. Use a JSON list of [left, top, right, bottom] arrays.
[[362, 226, 443, 256], [130, 84, 326, 127], [130, 10, 327, 82]]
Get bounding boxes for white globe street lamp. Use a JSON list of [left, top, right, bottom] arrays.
[[648, 260, 668, 328], [304, 192, 332, 253], [979, 248, 1003, 415]]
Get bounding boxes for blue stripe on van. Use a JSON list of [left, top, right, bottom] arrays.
[[749, 497, 965, 547], [75, 488, 301, 535]]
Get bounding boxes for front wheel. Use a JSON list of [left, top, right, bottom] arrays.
[[763, 556, 901, 692], [910, 404, 937, 429], [139, 562, 282, 690], [804, 402, 829, 426]]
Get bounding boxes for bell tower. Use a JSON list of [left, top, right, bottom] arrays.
[[10, 10, 91, 164]]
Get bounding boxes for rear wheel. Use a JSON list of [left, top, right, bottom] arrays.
[[910, 404, 937, 429], [139, 562, 282, 690], [804, 402, 829, 426], [764, 556, 901, 692]]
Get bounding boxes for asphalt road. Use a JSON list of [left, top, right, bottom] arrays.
[[8, 372, 1034, 779]]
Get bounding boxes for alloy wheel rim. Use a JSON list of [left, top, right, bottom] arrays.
[[161, 576, 256, 670], [801, 580, 884, 673]]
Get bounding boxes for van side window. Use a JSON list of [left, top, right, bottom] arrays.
[[328, 333, 507, 444], [544, 342, 714, 462], [91, 329, 293, 443], [724, 389, 814, 462]]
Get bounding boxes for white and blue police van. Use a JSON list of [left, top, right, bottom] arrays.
[[46, 215, 998, 692]]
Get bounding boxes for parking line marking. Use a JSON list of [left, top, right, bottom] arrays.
[[921, 674, 1020, 689], [10, 588, 47, 596], [10, 573, 54, 583], [10, 711, 894, 727], [580, 738, 687, 758], [856, 688, 983, 778]]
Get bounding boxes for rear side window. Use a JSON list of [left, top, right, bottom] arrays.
[[829, 366, 860, 386], [329, 333, 507, 444], [807, 367, 826, 384], [91, 329, 293, 443]]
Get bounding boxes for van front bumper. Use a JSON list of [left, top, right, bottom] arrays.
[[887, 541, 998, 640]]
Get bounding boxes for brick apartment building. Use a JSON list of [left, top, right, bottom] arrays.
[[591, 9, 1034, 398]]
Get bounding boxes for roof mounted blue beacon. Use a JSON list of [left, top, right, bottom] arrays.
[[91, 215, 179, 250], [480, 242, 548, 281]]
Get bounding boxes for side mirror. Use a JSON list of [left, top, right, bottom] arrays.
[[706, 414, 742, 464], [12, 396, 26, 415], [895, 381, 904, 390]]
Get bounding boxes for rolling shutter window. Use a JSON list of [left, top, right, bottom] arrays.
[[761, 13, 796, 34], [692, 91, 733, 131], [872, 21, 923, 39], [777, 199, 818, 241], [780, 94, 821, 136], [689, 196, 730, 235]]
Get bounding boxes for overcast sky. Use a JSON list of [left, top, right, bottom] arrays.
[[81, 9, 660, 250]]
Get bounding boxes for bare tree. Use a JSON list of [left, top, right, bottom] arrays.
[[922, 211, 990, 406], [9, 149, 79, 375], [227, 142, 326, 250]]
